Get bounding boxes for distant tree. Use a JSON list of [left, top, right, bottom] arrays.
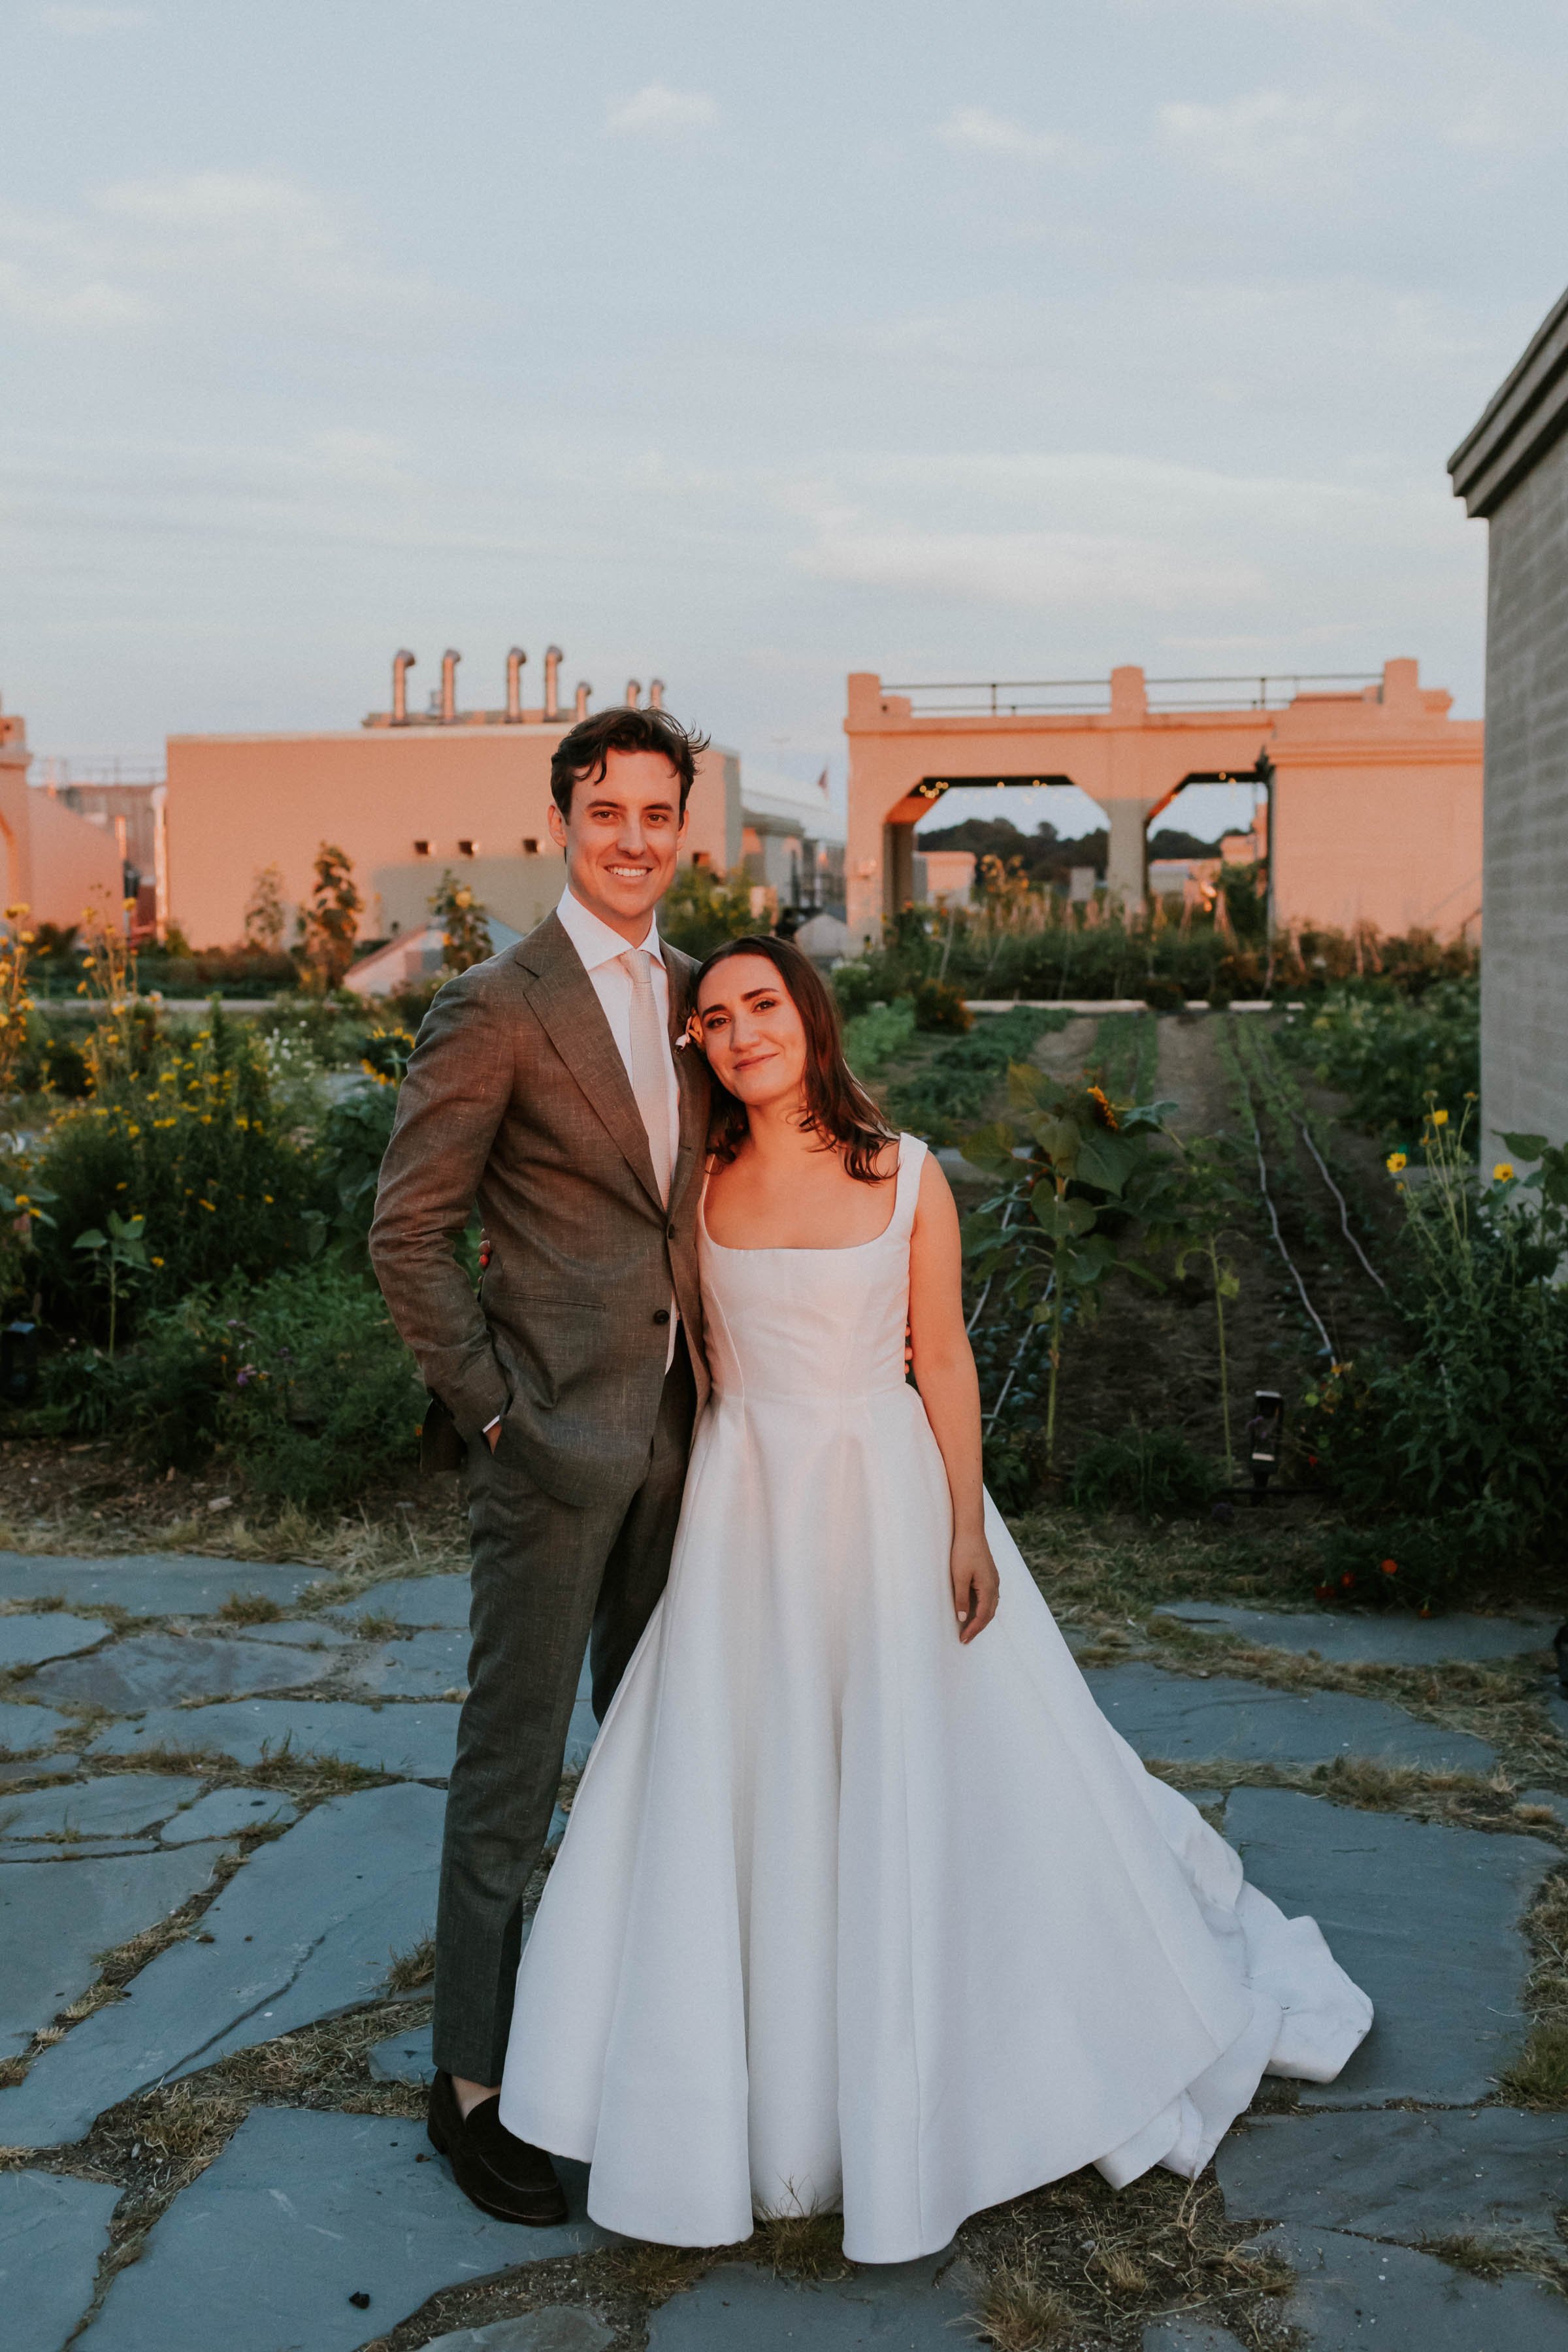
[[301, 844, 362, 991], [431, 871, 493, 972], [243, 864, 287, 954]]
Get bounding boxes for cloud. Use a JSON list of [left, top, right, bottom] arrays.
[[936, 107, 1067, 163], [0, 174, 434, 333], [1158, 88, 1371, 183], [796, 523, 1264, 613], [39, 5, 151, 29], [604, 83, 718, 139]]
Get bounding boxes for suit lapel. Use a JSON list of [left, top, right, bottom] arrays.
[[665, 945, 708, 1220], [515, 914, 663, 1209]]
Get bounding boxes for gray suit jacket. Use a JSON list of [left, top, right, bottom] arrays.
[[369, 910, 710, 1509]]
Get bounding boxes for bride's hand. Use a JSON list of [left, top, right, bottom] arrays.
[[951, 1530, 999, 1644]]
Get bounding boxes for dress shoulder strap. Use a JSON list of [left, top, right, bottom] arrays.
[[889, 1133, 927, 1239]]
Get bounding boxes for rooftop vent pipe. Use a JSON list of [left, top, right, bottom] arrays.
[[544, 646, 563, 723], [391, 649, 416, 725], [440, 649, 461, 723], [649, 678, 664, 709], [625, 679, 642, 708], [506, 646, 527, 723], [575, 680, 591, 720]]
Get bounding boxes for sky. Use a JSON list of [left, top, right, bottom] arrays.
[[3, 1, 1564, 838]]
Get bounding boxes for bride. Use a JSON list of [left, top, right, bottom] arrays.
[[498, 936, 1371, 2262]]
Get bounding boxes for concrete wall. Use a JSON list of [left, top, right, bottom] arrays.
[[0, 708, 130, 926], [1473, 431, 1568, 1155], [1450, 282, 1568, 1161], [163, 723, 738, 949]]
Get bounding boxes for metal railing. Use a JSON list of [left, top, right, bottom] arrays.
[[879, 671, 1381, 717], [30, 756, 165, 788]]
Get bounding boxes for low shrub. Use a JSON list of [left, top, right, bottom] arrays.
[[1068, 1429, 1220, 1518], [658, 866, 758, 959], [1299, 1123, 1568, 1606], [32, 1007, 319, 1340], [1277, 979, 1479, 1147], [841, 998, 917, 1079], [885, 1007, 1064, 1144], [43, 1263, 423, 1504], [911, 977, 972, 1034]]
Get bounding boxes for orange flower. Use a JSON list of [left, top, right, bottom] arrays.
[[1086, 1083, 1119, 1131], [1380, 1558, 1397, 1577]]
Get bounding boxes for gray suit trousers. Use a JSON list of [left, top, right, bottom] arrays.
[[433, 1332, 697, 2085]]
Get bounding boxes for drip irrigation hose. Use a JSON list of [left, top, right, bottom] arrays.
[[1245, 1092, 1335, 1358], [984, 1287, 1050, 1433], [1296, 1120, 1388, 1294]]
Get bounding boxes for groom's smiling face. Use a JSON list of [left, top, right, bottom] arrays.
[[547, 748, 687, 943]]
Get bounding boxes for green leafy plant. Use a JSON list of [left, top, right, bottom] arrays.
[[299, 843, 363, 991], [431, 872, 492, 972], [1278, 979, 1479, 1147], [883, 1007, 1066, 1146], [1171, 1132, 1248, 1477], [1068, 1428, 1218, 1518], [657, 864, 758, 958], [962, 1070, 1181, 1468], [911, 977, 972, 1034], [72, 1210, 149, 1357], [1301, 1104, 1568, 1606]]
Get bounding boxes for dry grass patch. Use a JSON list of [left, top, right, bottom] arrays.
[[753, 2206, 853, 2283], [1500, 1867, 1568, 2108], [974, 2265, 1081, 2350], [384, 1934, 435, 1995], [604, 2239, 717, 2304], [213, 1591, 285, 1625], [957, 2167, 1294, 2351]]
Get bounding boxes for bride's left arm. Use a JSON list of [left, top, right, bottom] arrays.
[[907, 1154, 1000, 1644]]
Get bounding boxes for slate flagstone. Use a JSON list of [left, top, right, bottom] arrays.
[[0, 1841, 218, 2059], [0, 1552, 325, 1616], [159, 1786, 298, 1842], [0, 1699, 71, 1753], [642, 2255, 979, 2350], [1224, 1788, 1555, 2104], [421, 2316, 615, 2352], [31, 1630, 342, 1710], [336, 1571, 474, 1628], [0, 1781, 445, 2148], [1152, 1601, 1556, 1665], [1141, 2328, 1247, 2352], [0, 2168, 122, 2352], [1085, 1663, 1495, 1771], [229, 1617, 355, 1648], [0, 1612, 108, 1668], [350, 1627, 472, 1697], [1217, 2106, 1568, 2240], [74, 2108, 612, 2352], [0, 1771, 204, 1840], [86, 1695, 461, 1777], [1245, 2223, 1568, 2349]]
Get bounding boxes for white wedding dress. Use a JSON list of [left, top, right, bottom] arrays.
[[498, 1137, 1371, 2262]]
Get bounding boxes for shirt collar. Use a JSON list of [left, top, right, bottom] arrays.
[[557, 885, 664, 975]]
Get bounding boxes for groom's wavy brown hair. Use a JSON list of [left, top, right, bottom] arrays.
[[696, 935, 897, 1184]]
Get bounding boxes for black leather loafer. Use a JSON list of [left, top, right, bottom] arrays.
[[427, 2070, 569, 2226]]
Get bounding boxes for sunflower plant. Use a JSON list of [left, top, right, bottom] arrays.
[[962, 1068, 1181, 1469]]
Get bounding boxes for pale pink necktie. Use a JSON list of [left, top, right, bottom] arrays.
[[620, 948, 672, 1204]]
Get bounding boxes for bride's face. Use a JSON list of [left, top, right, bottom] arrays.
[[696, 953, 808, 1112]]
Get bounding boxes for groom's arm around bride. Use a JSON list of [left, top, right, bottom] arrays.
[[368, 703, 711, 2221]]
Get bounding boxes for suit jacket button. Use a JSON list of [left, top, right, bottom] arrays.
[[652, 1307, 670, 1325], [666, 1222, 677, 1239]]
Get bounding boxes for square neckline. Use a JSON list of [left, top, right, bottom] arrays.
[[699, 1141, 914, 1255]]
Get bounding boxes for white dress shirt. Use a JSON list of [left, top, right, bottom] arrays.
[[553, 887, 682, 1184], [555, 885, 681, 1368]]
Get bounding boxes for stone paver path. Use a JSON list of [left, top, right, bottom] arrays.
[[1226, 1786, 1555, 2104], [1084, 1661, 1496, 1771], [1, 1555, 1565, 2348], [75, 2110, 612, 2351]]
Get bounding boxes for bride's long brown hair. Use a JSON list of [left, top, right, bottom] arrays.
[[694, 935, 897, 1184]]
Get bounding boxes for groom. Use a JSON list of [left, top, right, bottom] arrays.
[[370, 704, 712, 2225]]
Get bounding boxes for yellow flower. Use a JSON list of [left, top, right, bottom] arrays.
[[1493, 1162, 1515, 1182], [198, 1198, 216, 1212], [1431, 1108, 1449, 1126], [1386, 1151, 1407, 1173], [151, 1255, 164, 1267]]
